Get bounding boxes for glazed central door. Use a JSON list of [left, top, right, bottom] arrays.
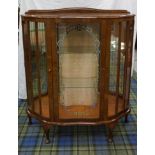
[[55, 23, 101, 120]]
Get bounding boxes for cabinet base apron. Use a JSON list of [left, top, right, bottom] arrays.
[[27, 107, 131, 143]]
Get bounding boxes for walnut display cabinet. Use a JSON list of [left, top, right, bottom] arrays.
[[22, 8, 134, 143]]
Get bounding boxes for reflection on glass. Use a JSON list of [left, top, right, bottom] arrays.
[[109, 22, 126, 95], [109, 23, 119, 92], [119, 22, 126, 95], [38, 22, 48, 95], [57, 24, 100, 119], [29, 21, 40, 114], [108, 22, 127, 116], [29, 22, 38, 98], [29, 21, 49, 118], [38, 22, 49, 118]]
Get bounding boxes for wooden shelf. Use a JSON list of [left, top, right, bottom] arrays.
[[32, 94, 124, 119]]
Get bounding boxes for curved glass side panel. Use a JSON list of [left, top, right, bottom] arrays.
[[29, 21, 39, 115], [108, 21, 127, 117], [109, 23, 119, 93], [29, 21, 50, 118], [119, 22, 126, 96]]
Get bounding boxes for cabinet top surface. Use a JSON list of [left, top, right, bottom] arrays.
[[22, 7, 134, 19]]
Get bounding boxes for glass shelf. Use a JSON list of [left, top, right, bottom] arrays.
[[59, 77, 98, 88], [58, 46, 99, 54]]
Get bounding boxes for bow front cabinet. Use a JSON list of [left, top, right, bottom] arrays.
[[22, 8, 134, 143]]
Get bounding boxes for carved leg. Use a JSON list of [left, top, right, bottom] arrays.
[[42, 124, 50, 144], [125, 114, 128, 123], [106, 122, 117, 143], [27, 113, 32, 125], [108, 128, 113, 143]]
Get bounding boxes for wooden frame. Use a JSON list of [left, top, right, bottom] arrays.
[[22, 8, 134, 143]]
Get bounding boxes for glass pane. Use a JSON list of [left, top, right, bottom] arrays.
[[29, 21, 40, 114], [38, 22, 49, 118], [29, 21, 49, 118], [108, 22, 119, 117], [29, 22, 38, 97], [109, 23, 119, 93], [119, 22, 126, 96], [125, 21, 134, 109], [108, 22, 127, 117], [57, 24, 100, 119]]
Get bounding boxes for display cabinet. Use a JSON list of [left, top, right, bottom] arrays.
[[22, 8, 134, 143]]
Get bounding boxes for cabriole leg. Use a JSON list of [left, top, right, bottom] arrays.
[[106, 122, 117, 143], [125, 114, 128, 123], [27, 113, 32, 125], [108, 128, 113, 143], [42, 124, 51, 144]]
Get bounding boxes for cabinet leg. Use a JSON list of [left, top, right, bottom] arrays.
[[27, 114, 32, 125], [108, 128, 113, 143], [106, 122, 117, 143], [42, 124, 50, 144], [125, 114, 128, 123]]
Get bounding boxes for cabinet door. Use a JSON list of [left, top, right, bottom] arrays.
[[53, 23, 101, 120], [22, 20, 53, 120]]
